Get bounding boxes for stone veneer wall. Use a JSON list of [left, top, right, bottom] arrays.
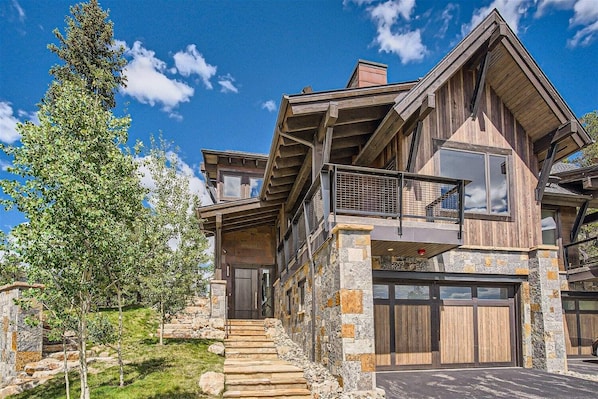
[[528, 247, 567, 372], [276, 224, 376, 392], [0, 283, 43, 385]]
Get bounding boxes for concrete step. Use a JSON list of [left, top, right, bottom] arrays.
[[225, 376, 308, 391]]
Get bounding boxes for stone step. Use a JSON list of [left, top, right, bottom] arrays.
[[222, 388, 311, 398], [228, 320, 265, 326], [228, 353, 279, 360], [224, 340, 275, 348], [226, 347, 278, 355], [225, 336, 272, 342], [227, 331, 267, 337], [225, 376, 307, 391]]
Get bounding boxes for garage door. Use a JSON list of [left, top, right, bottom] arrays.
[[562, 293, 598, 356], [374, 282, 518, 370]]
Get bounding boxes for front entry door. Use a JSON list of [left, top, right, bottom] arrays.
[[232, 266, 274, 319]]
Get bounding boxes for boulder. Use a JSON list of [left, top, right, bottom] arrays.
[[198, 371, 224, 396], [208, 342, 225, 356]]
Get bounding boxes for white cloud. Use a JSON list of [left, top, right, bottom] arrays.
[[0, 159, 11, 171], [173, 44, 217, 89], [11, 0, 25, 22], [218, 74, 239, 94], [261, 100, 276, 112], [568, 0, 598, 47], [436, 3, 458, 39], [120, 41, 194, 112], [535, 0, 576, 17], [462, 0, 531, 36], [366, 0, 427, 64], [0, 102, 22, 144]]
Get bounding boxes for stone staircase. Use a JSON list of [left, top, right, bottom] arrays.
[[223, 319, 312, 399]]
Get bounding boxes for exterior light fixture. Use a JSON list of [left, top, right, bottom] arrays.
[[417, 248, 426, 256]]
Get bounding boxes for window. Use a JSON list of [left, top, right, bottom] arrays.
[[439, 148, 509, 215], [298, 279, 306, 312], [223, 175, 241, 198], [249, 177, 263, 198], [395, 284, 430, 300], [440, 286, 472, 300], [541, 209, 558, 245]]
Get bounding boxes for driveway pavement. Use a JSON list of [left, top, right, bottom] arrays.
[[377, 361, 598, 399]]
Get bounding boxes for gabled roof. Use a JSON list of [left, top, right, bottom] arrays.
[[354, 9, 591, 166]]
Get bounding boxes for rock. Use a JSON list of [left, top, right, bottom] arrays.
[[198, 371, 224, 396], [0, 384, 22, 398], [209, 317, 225, 330], [49, 350, 79, 362], [208, 342, 225, 356], [24, 358, 62, 376], [201, 329, 225, 340]]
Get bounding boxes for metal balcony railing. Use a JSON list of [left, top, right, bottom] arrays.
[[564, 235, 598, 272], [276, 164, 466, 275]]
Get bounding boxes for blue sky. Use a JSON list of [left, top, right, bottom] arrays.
[[1, 0, 597, 233]]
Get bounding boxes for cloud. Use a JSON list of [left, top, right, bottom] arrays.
[[0, 102, 22, 144], [218, 74, 239, 94], [11, 0, 25, 22], [0, 160, 11, 171], [568, 0, 598, 47], [120, 41, 194, 112], [535, 0, 576, 17], [366, 0, 428, 64], [436, 3, 458, 39], [462, 0, 531, 36], [261, 100, 276, 112], [173, 44, 217, 89]]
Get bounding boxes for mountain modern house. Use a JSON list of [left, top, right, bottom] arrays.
[[198, 9, 597, 393]]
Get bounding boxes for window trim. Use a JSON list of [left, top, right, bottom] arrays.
[[435, 140, 513, 221]]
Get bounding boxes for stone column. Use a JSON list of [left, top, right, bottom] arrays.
[[0, 283, 43, 384], [528, 246, 567, 373], [210, 280, 227, 320], [331, 224, 376, 392]]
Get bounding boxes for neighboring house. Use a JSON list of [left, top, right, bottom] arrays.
[[198, 10, 597, 393]]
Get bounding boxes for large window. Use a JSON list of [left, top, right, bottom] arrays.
[[223, 175, 241, 198], [249, 177, 263, 198], [541, 209, 558, 245], [439, 148, 509, 215]]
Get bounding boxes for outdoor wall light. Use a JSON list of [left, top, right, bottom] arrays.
[[417, 248, 426, 256]]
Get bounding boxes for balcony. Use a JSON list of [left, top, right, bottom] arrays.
[[277, 164, 466, 276], [564, 236, 598, 282]]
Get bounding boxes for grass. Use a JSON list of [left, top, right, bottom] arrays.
[[13, 306, 224, 398]]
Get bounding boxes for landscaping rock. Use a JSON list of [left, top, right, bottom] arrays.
[[208, 342, 225, 356], [198, 371, 224, 396]]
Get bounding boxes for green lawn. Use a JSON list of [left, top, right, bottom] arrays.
[[13, 307, 223, 398]]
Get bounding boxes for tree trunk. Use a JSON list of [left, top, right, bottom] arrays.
[[79, 299, 90, 399], [159, 300, 164, 346], [117, 288, 125, 387], [63, 334, 70, 399]]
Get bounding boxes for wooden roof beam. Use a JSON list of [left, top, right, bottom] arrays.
[[535, 141, 559, 202], [286, 149, 313, 212], [406, 121, 423, 173], [317, 102, 338, 142], [571, 201, 590, 242], [470, 51, 490, 120], [533, 120, 578, 155]]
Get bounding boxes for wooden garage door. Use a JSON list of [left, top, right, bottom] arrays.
[[563, 297, 598, 356], [374, 282, 517, 370]]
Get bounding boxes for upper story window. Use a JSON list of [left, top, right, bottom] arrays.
[[439, 148, 509, 216], [541, 209, 558, 245], [249, 177, 263, 198], [223, 175, 242, 198]]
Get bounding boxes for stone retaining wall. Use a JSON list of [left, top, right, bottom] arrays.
[[0, 283, 43, 385]]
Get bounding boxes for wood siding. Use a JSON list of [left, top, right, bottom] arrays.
[[478, 306, 512, 363], [378, 67, 541, 248], [222, 225, 276, 266], [440, 305, 475, 364]]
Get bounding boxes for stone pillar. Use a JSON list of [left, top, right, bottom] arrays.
[[330, 224, 376, 392], [528, 246, 567, 373], [210, 280, 227, 320], [0, 283, 43, 384]]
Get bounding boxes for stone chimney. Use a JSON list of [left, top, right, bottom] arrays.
[[346, 60, 388, 88]]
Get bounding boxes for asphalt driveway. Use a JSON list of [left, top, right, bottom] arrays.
[[377, 360, 598, 399]]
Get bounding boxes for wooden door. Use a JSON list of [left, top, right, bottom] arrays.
[[233, 268, 258, 319]]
